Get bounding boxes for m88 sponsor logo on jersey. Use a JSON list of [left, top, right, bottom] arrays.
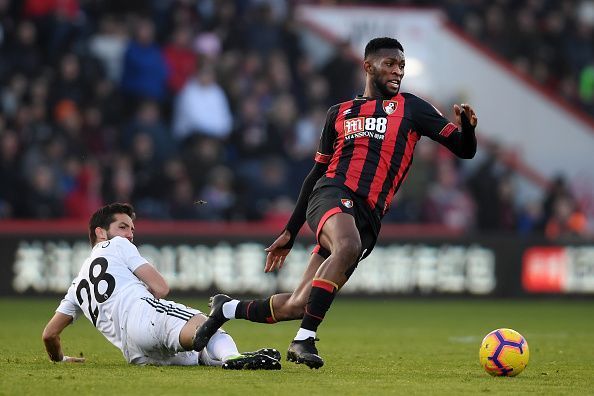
[[343, 117, 387, 140]]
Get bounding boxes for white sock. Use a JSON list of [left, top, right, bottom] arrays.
[[205, 330, 240, 362], [198, 348, 222, 366], [222, 300, 240, 319], [294, 328, 316, 341]]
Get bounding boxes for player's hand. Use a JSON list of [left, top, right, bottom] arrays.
[[61, 355, 86, 363], [264, 230, 292, 273], [453, 103, 477, 128]]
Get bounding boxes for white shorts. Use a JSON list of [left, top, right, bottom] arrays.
[[123, 297, 203, 366]]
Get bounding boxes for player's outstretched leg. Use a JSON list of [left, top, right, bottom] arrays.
[[222, 352, 281, 370], [193, 294, 232, 351], [287, 337, 324, 369]]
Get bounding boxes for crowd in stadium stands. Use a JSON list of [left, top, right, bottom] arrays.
[[0, 0, 589, 239]]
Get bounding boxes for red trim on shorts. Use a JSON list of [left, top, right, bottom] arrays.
[[316, 207, 343, 241], [312, 245, 321, 255], [312, 279, 336, 293]]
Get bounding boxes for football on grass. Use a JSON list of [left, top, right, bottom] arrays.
[[479, 328, 529, 376]]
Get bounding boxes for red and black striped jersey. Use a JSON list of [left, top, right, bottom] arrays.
[[313, 92, 459, 219]]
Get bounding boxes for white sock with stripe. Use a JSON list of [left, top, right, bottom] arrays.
[[222, 300, 240, 319], [294, 328, 316, 341]]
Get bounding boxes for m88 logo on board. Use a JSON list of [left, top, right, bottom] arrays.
[[343, 117, 387, 140]]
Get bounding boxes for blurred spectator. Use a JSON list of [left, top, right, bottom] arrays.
[[244, 3, 283, 58], [123, 99, 175, 162], [172, 63, 232, 142], [266, 92, 298, 159], [213, 0, 246, 52], [64, 161, 103, 219], [320, 40, 360, 106], [23, 0, 82, 61], [495, 172, 518, 232], [283, 105, 326, 197], [103, 156, 135, 205], [80, 102, 117, 157], [244, 156, 293, 221], [467, 144, 510, 231], [1, 20, 42, 78], [196, 165, 236, 220], [517, 199, 544, 235], [423, 160, 475, 231], [22, 135, 67, 193], [168, 176, 199, 220], [1, 72, 28, 119], [181, 136, 226, 192], [91, 78, 124, 126], [88, 15, 128, 83], [162, 24, 197, 94], [0, 129, 22, 217], [155, 157, 195, 219], [120, 17, 169, 105], [21, 163, 63, 218], [53, 98, 85, 157], [390, 139, 437, 223], [129, 131, 169, 218], [49, 53, 86, 110], [230, 97, 272, 180], [301, 72, 329, 111], [545, 193, 588, 239], [542, 175, 573, 227], [266, 50, 293, 95]]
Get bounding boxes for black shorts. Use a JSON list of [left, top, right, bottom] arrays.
[[306, 185, 380, 262]]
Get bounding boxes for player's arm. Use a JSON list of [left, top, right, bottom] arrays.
[[445, 103, 478, 158], [414, 96, 477, 159], [264, 105, 338, 273], [42, 312, 85, 363], [134, 263, 170, 299]]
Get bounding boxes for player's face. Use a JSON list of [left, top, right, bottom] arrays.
[[106, 213, 135, 243], [368, 48, 405, 98]]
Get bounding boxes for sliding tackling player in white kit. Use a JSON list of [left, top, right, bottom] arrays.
[[42, 203, 280, 369]]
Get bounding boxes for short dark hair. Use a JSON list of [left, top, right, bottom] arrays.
[[88, 203, 136, 246], [364, 37, 404, 59]]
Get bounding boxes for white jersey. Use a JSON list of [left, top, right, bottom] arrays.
[[57, 236, 154, 353]]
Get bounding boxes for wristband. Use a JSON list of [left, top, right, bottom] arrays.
[[460, 111, 475, 133]]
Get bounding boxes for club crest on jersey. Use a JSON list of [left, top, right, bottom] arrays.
[[341, 199, 353, 208], [382, 100, 398, 115]]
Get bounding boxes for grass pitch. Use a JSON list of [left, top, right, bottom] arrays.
[[1, 297, 593, 395]]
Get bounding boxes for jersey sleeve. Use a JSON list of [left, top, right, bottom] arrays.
[[410, 95, 458, 141], [115, 237, 149, 272], [314, 105, 340, 164], [56, 281, 83, 321], [408, 94, 477, 159]]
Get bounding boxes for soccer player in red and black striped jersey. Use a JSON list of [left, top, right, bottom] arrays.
[[193, 37, 478, 368]]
